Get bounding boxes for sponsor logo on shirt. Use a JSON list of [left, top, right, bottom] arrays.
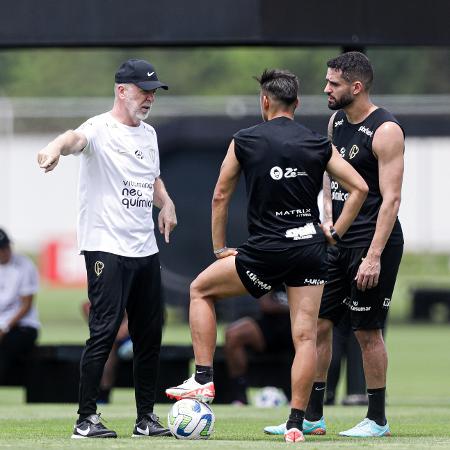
[[383, 298, 391, 308], [245, 271, 272, 291], [334, 119, 344, 128], [121, 180, 153, 209], [330, 180, 349, 202], [339, 147, 346, 157], [285, 223, 316, 240], [358, 125, 374, 137], [270, 166, 308, 180], [275, 209, 311, 218], [135, 150, 144, 159]]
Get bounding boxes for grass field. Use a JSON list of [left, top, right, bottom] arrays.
[[1, 252, 449, 447], [0, 324, 449, 448]]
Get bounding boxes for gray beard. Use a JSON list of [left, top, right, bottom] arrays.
[[136, 105, 151, 121]]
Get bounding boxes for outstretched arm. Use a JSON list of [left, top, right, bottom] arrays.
[[37, 130, 87, 173], [355, 122, 404, 291], [211, 140, 241, 259]]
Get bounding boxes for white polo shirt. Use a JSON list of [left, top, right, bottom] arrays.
[[0, 254, 40, 330], [76, 113, 160, 257]]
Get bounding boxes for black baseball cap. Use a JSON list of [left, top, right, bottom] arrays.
[[115, 59, 168, 91], [0, 229, 10, 249]]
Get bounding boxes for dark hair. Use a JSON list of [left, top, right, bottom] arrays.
[[327, 52, 373, 90], [255, 69, 299, 106]]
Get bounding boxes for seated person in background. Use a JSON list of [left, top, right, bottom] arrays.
[[0, 228, 40, 382], [81, 301, 129, 403], [224, 286, 293, 405]]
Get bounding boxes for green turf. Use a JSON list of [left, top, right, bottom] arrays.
[[1, 324, 449, 448], [0, 389, 449, 448]]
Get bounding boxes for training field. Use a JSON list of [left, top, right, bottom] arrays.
[[1, 324, 450, 449], [0, 386, 449, 448]]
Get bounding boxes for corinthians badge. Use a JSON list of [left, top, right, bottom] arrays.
[[94, 261, 104, 277]]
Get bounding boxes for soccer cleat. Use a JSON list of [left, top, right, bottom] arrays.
[[165, 374, 215, 403], [284, 427, 305, 443], [132, 413, 172, 437], [264, 417, 326, 435], [71, 413, 117, 439], [339, 418, 391, 437]]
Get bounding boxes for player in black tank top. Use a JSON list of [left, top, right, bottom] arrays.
[[330, 107, 404, 247], [166, 69, 368, 442], [281, 52, 404, 439]]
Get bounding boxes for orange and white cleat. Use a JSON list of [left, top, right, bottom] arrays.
[[284, 427, 305, 443], [165, 374, 215, 404]]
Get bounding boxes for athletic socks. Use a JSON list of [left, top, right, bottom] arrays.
[[286, 408, 305, 431], [194, 365, 214, 384], [305, 382, 326, 421], [367, 387, 387, 426]]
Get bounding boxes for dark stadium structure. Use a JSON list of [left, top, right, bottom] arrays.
[[1, 0, 450, 48]]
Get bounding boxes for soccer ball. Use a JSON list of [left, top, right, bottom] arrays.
[[167, 399, 215, 440], [254, 386, 288, 408]]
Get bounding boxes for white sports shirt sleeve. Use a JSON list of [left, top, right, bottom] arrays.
[[75, 113, 161, 257]]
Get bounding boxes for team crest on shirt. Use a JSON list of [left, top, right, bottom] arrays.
[[349, 145, 359, 159]]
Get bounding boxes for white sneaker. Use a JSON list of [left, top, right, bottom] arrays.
[[165, 374, 215, 403], [339, 418, 391, 437]]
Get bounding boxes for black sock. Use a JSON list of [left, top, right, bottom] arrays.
[[230, 376, 248, 404], [305, 382, 326, 421], [367, 387, 386, 426], [195, 365, 214, 384], [286, 408, 305, 431]]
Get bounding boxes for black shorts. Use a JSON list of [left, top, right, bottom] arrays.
[[256, 313, 294, 352], [235, 242, 328, 298], [319, 245, 403, 330]]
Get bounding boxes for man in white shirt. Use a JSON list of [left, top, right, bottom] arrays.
[[0, 228, 40, 383], [37, 59, 177, 439]]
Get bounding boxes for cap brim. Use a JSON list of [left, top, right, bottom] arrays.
[[136, 81, 169, 91]]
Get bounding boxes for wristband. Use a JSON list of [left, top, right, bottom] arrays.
[[329, 226, 342, 243], [213, 247, 228, 255]]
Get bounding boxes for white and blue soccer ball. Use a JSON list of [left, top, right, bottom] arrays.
[[254, 386, 288, 408], [168, 399, 215, 440]]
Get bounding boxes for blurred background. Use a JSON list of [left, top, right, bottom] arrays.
[[0, 0, 449, 405], [1, 46, 450, 341]]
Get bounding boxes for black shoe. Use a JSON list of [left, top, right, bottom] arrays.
[[132, 413, 172, 437], [71, 413, 117, 439]]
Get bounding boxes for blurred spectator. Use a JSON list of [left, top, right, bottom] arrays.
[[224, 286, 293, 405], [81, 300, 130, 403], [0, 228, 40, 382]]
